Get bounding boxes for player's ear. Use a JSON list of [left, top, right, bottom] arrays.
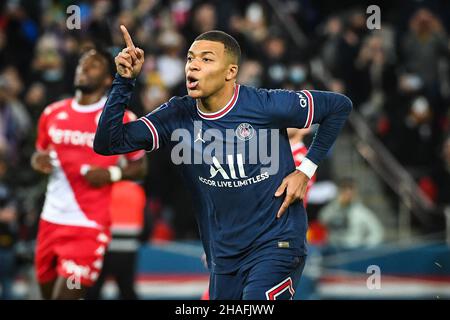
[[225, 64, 238, 81]]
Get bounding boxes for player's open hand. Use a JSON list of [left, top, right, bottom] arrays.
[[115, 25, 144, 79], [274, 170, 309, 218]]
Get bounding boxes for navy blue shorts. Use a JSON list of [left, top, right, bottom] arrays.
[[209, 253, 306, 300]]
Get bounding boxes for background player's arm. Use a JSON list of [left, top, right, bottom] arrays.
[[32, 107, 53, 174], [82, 157, 146, 188], [121, 156, 147, 180]]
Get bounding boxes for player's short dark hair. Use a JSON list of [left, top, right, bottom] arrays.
[[80, 47, 116, 79], [194, 30, 241, 65], [94, 47, 116, 79]]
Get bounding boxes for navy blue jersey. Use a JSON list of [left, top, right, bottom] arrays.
[[94, 75, 352, 273]]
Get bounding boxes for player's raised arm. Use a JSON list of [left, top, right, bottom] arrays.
[[116, 25, 144, 79], [94, 25, 153, 155]]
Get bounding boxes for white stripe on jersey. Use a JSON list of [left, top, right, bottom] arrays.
[[41, 151, 101, 229]]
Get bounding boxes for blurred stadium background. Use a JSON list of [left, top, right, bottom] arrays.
[[0, 0, 450, 299]]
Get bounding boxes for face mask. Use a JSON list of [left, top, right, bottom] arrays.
[[43, 69, 63, 82], [247, 3, 263, 23], [268, 64, 286, 83], [290, 67, 307, 84]]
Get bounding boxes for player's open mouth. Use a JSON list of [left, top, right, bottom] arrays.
[[186, 76, 199, 89]]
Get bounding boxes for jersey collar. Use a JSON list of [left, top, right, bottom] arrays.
[[71, 96, 107, 113], [196, 84, 240, 120]]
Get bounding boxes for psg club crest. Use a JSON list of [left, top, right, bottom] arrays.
[[235, 123, 254, 141]]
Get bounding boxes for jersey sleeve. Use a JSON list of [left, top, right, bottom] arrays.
[[266, 89, 350, 128], [266, 89, 353, 166], [264, 89, 314, 129], [123, 110, 146, 160], [136, 99, 181, 153], [94, 74, 178, 155]]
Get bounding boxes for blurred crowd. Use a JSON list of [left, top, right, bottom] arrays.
[[1, 0, 450, 281]]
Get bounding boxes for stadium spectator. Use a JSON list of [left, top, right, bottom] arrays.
[[0, 152, 18, 300], [401, 8, 448, 99], [156, 29, 185, 90], [318, 177, 384, 248], [183, 2, 218, 46], [0, 66, 31, 166]]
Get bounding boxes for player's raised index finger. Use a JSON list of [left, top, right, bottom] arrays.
[[120, 25, 135, 49]]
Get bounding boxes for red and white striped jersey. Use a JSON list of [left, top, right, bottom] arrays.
[[36, 97, 145, 229]]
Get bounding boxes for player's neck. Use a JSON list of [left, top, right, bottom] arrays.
[[197, 83, 235, 114], [75, 90, 105, 105]]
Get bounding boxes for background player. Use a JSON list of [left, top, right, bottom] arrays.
[[31, 48, 146, 300], [94, 26, 352, 300], [288, 127, 316, 207]]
